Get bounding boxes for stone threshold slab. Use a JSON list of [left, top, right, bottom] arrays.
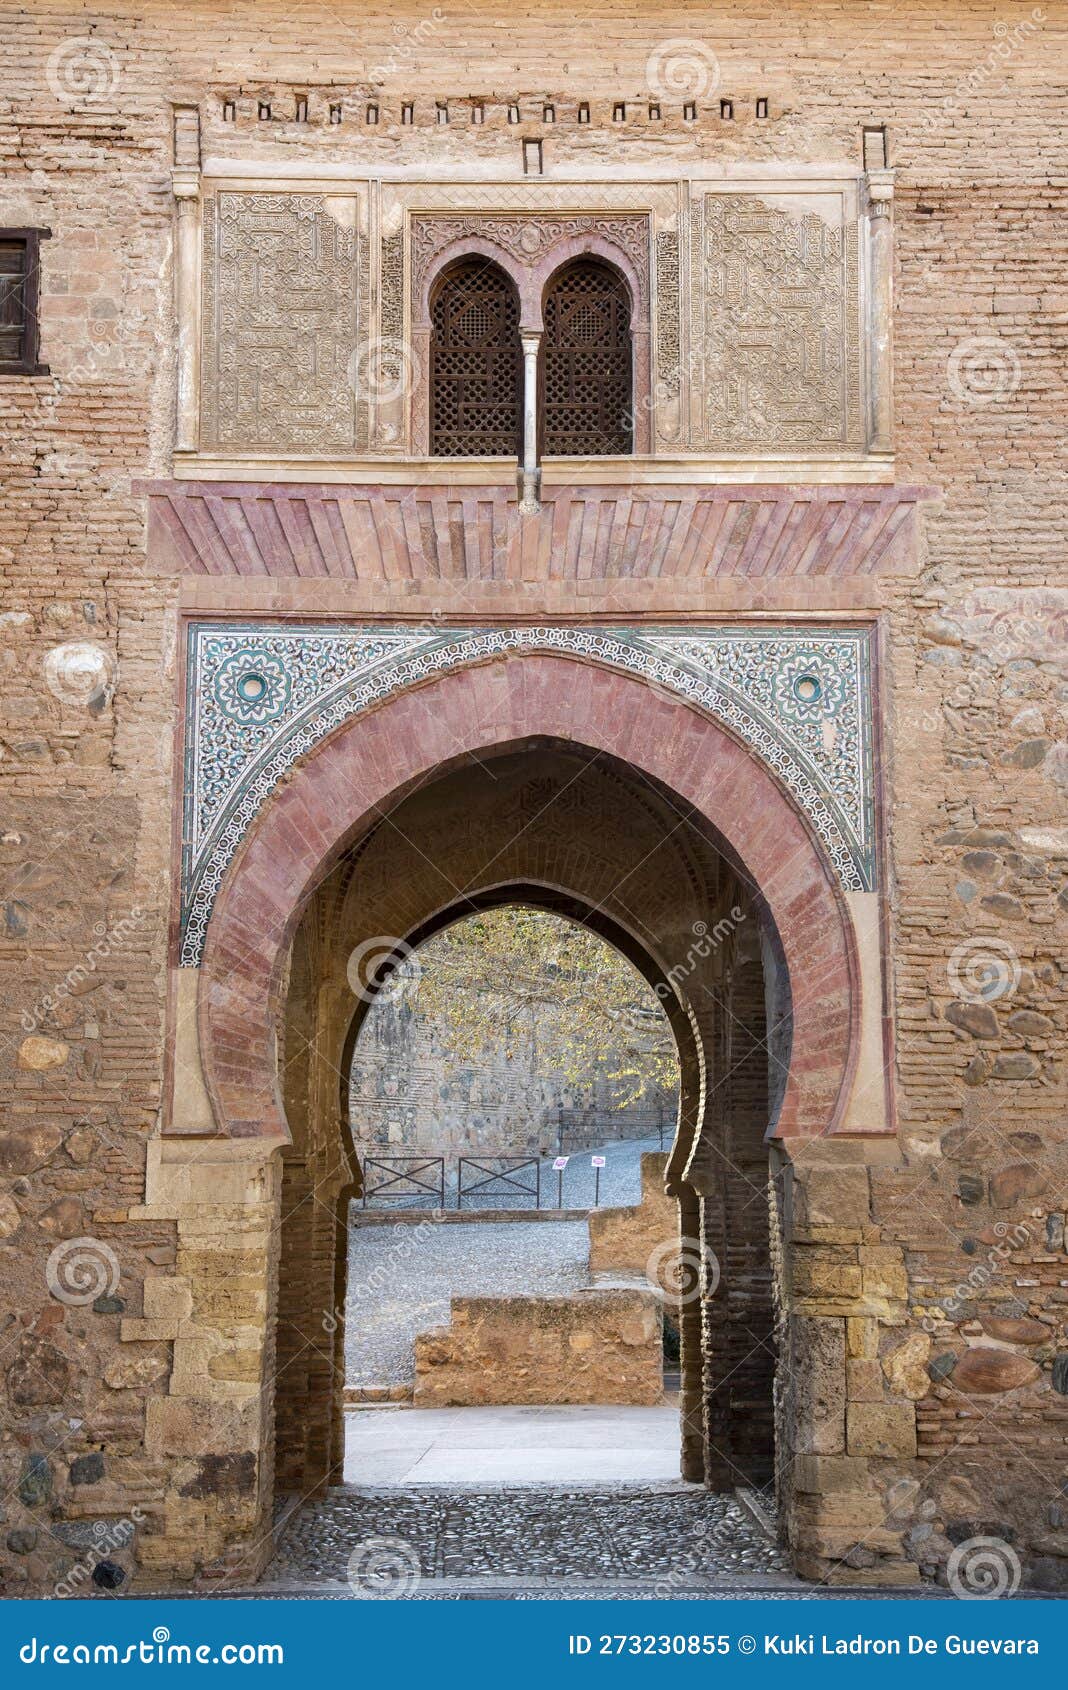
[[352, 1207, 591, 1226], [163, 1575, 959, 1602]]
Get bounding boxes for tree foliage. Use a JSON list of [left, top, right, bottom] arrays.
[[393, 906, 679, 1108]]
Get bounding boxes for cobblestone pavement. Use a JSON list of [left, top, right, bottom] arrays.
[[254, 1486, 956, 1600], [262, 1485, 800, 1597], [346, 1136, 656, 1386]]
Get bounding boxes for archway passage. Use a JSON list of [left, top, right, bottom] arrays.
[[272, 740, 785, 1508], [343, 903, 683, 1486], [191, 651, 862, 1584], [199, 655, 858, 1151]]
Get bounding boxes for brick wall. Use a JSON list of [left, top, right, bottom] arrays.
[[0, 0, 1065, 1594]]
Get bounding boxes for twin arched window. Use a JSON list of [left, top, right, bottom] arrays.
[[429, 255, 633, 459]]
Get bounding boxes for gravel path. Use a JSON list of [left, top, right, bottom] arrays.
[[346, 1218, 591, 1385], [346, 1136, 658, 1387]]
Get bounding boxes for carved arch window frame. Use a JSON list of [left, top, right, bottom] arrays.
[[410, 224, 651, 455]]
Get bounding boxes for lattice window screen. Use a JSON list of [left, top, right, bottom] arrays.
[[429, 258, 522, 457], [541, 259, 633, 457]]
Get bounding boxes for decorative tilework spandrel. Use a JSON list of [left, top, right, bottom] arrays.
[[694, 194, 863, 452], [201, 191, 361, 451], [179, 624, 876, 965]]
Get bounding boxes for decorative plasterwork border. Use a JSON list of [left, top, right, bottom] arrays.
[[409, 211, 651, 310], [179, 622, 876, 964]]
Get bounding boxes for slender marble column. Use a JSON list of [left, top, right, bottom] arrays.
[[519, 330, 541, 513], [172, 168, 201, 455], [867, 174, 894, 455]]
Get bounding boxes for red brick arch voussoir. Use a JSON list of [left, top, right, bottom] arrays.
[[197, 652, 860, 1143]]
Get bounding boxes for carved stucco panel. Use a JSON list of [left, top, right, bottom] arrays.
[[654, 228, 682, 444], [200, 190, 364, 451], [409, 212, 651, 311], [692, 193, 864, 452]]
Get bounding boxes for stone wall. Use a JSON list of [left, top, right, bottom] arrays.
[[414, 1290, 664, 1408], [587, 1151, 678, 1281]]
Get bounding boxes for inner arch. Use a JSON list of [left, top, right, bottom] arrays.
[[270, 735, 796, 1506]]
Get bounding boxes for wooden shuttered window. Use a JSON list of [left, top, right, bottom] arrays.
[[0, 229, 49, 375]]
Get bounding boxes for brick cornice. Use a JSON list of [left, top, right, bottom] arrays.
[[136, 479, 935, 582]]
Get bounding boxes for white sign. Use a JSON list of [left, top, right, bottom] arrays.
[[591, 1156, 606, 1168], [552, 1156, 569, 1171]]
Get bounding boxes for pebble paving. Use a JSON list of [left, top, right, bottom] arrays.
[[263, 1484, 801, 1596]]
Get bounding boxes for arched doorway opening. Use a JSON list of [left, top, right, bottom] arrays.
[[340, 902, 683, 1478], [269, 738, 788, 1507], [191, 649, 862, 1584]]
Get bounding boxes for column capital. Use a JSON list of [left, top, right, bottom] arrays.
[[866, 170, 894, 219], [172, 167, 201, 204]]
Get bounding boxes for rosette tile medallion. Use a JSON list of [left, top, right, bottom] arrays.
[[179, 623, 876, 965]]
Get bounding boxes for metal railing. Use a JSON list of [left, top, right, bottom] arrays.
[[357, 1138, 663, 1211], [457, 1155, 540, 1210], [360, 1156, 446, 1208]]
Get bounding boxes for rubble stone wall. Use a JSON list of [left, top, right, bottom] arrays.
[[414, 1291, 664, 1409]]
